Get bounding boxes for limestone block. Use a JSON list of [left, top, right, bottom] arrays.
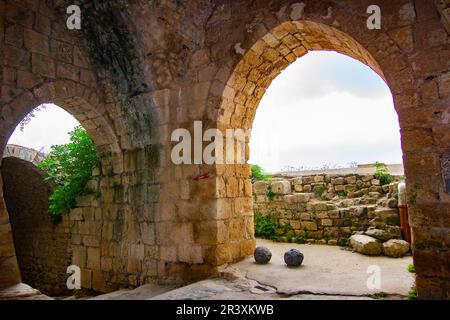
[[332, 177, 344, 185], [302, 221, 318, 231], [300, 212, 312, 220], [383, 239, 410, 258], [314, 175, 324, 183], [87, 247, 101, 269], [290, 220, 301, 229], [312, 202, 327, 211], [345, 176, 357, 184], [371, 179, 381, 186], [271, 180, 291, 194], [80, 268, 92, 289], [253, 181, 269, 195], [350, 235, 382, 256], [364, 228, 393, 241], [361, 175, 374, 182]]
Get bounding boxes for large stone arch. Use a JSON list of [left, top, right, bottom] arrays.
[[198, 1, 449, 299]]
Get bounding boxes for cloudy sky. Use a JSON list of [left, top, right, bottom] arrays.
[[8, 51, 403, 172], [8, 104, 79, 153], [248, 51, 403, 173]]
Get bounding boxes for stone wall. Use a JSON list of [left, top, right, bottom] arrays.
[[253, 174, 403, 245], [2, 157, 71, 296], [0, 0, 448, 299]]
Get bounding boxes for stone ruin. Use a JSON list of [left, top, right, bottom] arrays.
[[253, 174, 407, 253], [0, 0, 448, 299]]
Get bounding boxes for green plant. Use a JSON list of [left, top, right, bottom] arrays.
[[296, 236, 306, 244], [266, 185, 276, 201], [337, 190, 347, 198], [254, 214, 278, 239], [369, 292, 386, 300], [408, 286, 417, 300], [251, 164, 271, 183], [337, 237, 349, 247], [374, 162, 393, 185], [38, 126, 100, 218], [313, 185, 326, 198], [407, 264, 415, 273]]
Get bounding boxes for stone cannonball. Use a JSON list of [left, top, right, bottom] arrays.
[[254, 246, 272, 264], [284, 249, 304, 267]]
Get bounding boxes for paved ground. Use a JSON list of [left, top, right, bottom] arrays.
[[226, 239, 414, 297], [1, 239, 414, 300], [92, 239, 414, 300]]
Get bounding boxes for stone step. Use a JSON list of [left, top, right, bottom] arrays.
[[0, 283, 53, 300]]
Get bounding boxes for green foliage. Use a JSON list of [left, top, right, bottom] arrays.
[[407, 264, 415, 273], [374, 162, 393, 185], [369, 292, 386, 300], [337, 237, 349, 247], [313, 185, 326, 199], [19, 105, 46, 131], [250, 164, 271, 183], [254, 214, 278, 239], [408, 286, 417, 300], [296, 236, 306, 244], [266, 185, 276, 201], [336, 190, 348, 198], [385, 215, 400, 226], [38, 126, 100, 217]]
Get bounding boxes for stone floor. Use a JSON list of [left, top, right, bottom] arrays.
[[0, 239, 415, 300], [92, 239, 414, 300]]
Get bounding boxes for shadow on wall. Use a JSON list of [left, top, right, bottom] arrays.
[[1, 157, 71, 296]]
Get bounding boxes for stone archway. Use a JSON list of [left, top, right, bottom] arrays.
[[202, 6, 449, 299]]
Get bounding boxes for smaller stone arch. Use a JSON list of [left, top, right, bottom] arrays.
[[1, 156, 71, 296]]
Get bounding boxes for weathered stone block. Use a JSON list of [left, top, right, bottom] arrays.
[[350, 235, 382, 256], [271, 181, 291, 194], [383, 239, 410, 258]]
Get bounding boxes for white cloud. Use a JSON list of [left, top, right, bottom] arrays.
[[249, 52, 402, 173]]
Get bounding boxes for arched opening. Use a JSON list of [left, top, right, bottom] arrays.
[[209, 19, 425, 298], [0, 81, 125, 296], [1, 103, 104, 297], [249, 51, 402, 172], [245, 50, 415, 296]]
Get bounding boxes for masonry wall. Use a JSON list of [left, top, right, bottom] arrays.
[[253, 174, 402, 245], [0, 0, 448, 299], [2, 157, 71, 296]]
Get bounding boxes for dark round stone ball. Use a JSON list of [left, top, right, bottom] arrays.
[[284, 249, 304, 267], [254, 246, 272, 264]]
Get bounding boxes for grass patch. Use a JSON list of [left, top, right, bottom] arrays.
[[408, 286, 417, 300], [369, 292, 386, 300], [254, 214, 278, 239]]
